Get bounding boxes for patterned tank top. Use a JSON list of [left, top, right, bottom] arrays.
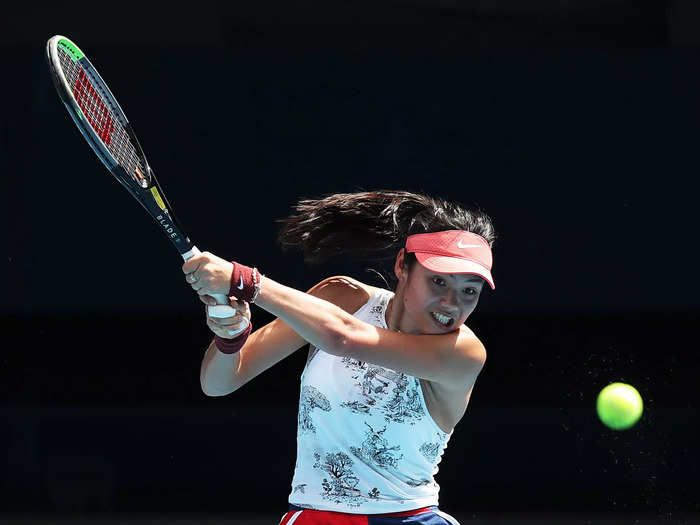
[[288, 287, 453, 513]]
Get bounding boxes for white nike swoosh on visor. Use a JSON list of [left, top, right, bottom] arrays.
[[237, 276, 244, 290], [457, 241, 483, 248]]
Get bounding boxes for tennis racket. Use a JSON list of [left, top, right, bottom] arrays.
[[46, 35, 235, 318]]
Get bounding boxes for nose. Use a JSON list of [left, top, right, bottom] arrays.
[[440, 288, 458, 311]]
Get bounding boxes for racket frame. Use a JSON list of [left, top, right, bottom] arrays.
[[45, 35, 194, 257], [45, 35, 235, 317]]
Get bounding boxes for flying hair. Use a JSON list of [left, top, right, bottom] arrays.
[[276, 190, 496, 289]]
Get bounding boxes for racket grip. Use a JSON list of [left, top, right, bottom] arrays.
[[183, 246, 238, 318]]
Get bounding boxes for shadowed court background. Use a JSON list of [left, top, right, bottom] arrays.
[[2, 1, 699, 523]]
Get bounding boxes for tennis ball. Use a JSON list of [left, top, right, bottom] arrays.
[[596, 382, 643, 430]]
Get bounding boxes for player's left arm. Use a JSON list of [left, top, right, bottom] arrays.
[[339, 324, 486, 390], [254, 275, 486, 390]]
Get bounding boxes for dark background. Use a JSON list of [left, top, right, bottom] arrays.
[[2, 0, 699, 522]]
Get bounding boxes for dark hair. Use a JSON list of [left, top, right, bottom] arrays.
[[276, 190, 496, 289]]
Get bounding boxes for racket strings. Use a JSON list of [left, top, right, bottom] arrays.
[[57, 46, 148, 187]]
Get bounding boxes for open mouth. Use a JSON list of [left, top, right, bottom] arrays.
[[430, 311, 454, 328]]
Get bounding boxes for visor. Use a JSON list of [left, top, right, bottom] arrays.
[[405, 230, 495, 289]]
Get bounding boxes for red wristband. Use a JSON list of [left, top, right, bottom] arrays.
[[214, 321, 252, 354], [228, 262, 262, 303]]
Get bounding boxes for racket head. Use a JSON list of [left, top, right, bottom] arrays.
[[45, 35, 194, 255], [46, 36, 150, 190]]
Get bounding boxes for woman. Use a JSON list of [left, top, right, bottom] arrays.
[[182, 190, 496, 525]]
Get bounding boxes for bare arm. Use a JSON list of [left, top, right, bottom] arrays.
[[193, 253, 485, 392], [253, 276, 361, 353], [200, 340, 240, 396], [254, 275, 487, 390], [200, 276, 369, 396]]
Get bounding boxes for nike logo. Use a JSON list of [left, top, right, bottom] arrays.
[[457, 240, 482, 248], [237, 276, 244, 290]]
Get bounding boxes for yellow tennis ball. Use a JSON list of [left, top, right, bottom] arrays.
[[596, 382, 644, 430]]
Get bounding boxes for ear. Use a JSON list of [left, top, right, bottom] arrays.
[[394, 248, 408, 283]]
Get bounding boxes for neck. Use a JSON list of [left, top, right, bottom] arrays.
[[386, 296, 396, 332], [387, 287, 424, 335], [386, 294, 403, 333]]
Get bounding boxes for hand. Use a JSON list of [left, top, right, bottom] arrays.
[[182, 251, 234, 297], [201, 294, 251, 339]]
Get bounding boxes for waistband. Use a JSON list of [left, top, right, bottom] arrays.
[[288, 505, 436, 517]]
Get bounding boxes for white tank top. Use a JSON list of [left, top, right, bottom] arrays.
[[288, 287, 453, 513]]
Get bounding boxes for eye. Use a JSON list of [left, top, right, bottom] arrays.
[[432, 277, 446, 286], [464, 288, 477, 296]]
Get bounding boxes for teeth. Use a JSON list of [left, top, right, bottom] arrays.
[[431, 312, 452, 325]]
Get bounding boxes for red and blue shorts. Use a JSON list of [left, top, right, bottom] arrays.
[[279, 505, 460, 524]]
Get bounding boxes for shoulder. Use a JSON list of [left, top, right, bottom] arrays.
[[458, 324, 486, 359], [455, 324, 487, 367], [462, 327, 487, 363], [426, 324, 487, 391], [443, 325, 487, 388], [306, 275, 375, 315]]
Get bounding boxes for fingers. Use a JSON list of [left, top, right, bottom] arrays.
[[226, 325, 248, 338], [207, 315, 249, 338], [229, 296, 251, 315], [183, 252, 212, 283], [182, 255, 204, 275], [229, 296, 247, 308], [199, 295, 218, 306], [185, 270, 203, 293], [186, 275, 209, 294], [205, 293, 250, 338], [184, 258, 234, 297], [182, 251, 217, 273], [208, 315, 241, 328]]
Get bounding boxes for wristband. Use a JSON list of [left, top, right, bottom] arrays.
[[214, 321, 252, 354], [228, 262, 262, 303]]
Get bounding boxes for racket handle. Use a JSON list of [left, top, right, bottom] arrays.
[[183, 246, 237, 318]]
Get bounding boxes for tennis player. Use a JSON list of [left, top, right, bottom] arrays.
[[183, 190, 496, 525]]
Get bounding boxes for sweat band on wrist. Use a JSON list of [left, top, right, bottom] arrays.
[[228, 262, 262, 303], [214, 321, 252, 354]]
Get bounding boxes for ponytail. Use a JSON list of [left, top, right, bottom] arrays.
[[276, 190, 496, 287], [278, 190, 496, 263]]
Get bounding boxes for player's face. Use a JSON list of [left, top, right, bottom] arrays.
[[397, 252, 484, 334]]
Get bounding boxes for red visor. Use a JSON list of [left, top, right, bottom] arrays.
[[405, 230, 495, 289]]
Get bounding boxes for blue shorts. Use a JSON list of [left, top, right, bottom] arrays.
[[279, 505, 460, 524]]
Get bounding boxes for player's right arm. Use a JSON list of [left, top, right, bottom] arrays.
[[199, 276, 370, 396]]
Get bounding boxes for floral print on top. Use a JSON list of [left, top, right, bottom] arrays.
[[288, 288, 453, 513]]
